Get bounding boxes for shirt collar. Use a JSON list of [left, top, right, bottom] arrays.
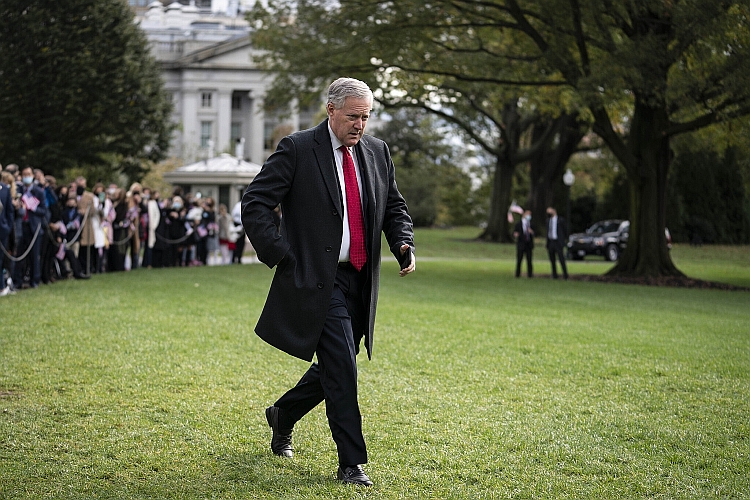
[[328, 123, 345, 152]]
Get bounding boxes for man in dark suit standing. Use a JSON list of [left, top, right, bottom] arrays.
[[0, 176, 14, 295], [13, 166, 49, 289], [242, 78, 415, 487], [513, 209, 534, 278], [545, 207, 568, 279]]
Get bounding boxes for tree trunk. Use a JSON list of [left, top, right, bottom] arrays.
[[527, 113, 585, 233], [479, 155, 515, 242], [479, 99, 526, 242], [606, 100, 683, 277]]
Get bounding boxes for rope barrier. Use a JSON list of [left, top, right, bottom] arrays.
[[154, 230, 195, 245], [0, 224, 42, 262], [110, 227, 135, 246], [64, 206, 91, 248]]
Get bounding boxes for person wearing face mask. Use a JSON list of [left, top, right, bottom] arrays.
[[513, 209, 534, 278], [99, 184, 117, 271], [107, 188, 129, 272], [152, 195, 186, 268], [0, 172, 14, 295], [12, 166, 49, 289], [76, 177, 97, 276], [144, 189, 160, 268], [91, 183, 108, 274]]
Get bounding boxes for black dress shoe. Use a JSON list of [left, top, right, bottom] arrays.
[[265, 406, 293, 457], [337, 465, 373, 487]]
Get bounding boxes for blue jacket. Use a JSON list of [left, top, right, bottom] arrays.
[[19, 183, 49, 233], [0, 182, 14, 242]]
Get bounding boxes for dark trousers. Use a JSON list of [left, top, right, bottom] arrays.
[[274, 264, 367, 466], [78, 245, 97, 276], [232, 224, 245, 263], [142, 245, 153, 268], [547, 240, 568, 279], [40, 232, 55, 283], [13, 222, 42, 287], [0, 235, 10, 286], [59, 247, 85, 278], [515, 244, 533, 277]]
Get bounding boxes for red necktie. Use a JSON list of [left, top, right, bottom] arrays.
[[340, 146, 367, 271]]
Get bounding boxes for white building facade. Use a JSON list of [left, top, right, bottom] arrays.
[[135, 1, 317, 165]]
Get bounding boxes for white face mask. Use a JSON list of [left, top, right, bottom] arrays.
[[22, 176, 34, 185], [524, 215, 531, 222]]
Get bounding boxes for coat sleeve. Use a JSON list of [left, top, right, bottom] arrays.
[[378, 141, 414, 265], [241, 136, 296, 268]]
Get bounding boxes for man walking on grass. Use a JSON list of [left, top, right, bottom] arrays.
[[242, 77, 415, 487]]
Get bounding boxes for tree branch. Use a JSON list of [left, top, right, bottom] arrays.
[[590, 106, 637, 174], [383, 63, 567, 86], [666, 102, 750, 137], [569, 0, 591, 76], [378, 99, 499, 155]]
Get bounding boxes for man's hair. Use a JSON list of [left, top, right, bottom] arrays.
[[327, 78, 373, 109]]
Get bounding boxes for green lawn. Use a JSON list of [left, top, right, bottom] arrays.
[[1, 228, 749, 498]]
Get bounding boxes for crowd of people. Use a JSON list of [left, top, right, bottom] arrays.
[[0, 162, 250, 296]]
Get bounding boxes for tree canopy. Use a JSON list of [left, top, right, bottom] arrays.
[[248, 0, 750, 277], [373, 109, 487, 227], [0, 0, 173, 179]]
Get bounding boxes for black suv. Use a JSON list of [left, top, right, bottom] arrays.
[[567, 220, 672, 261], [567, 220, 625, 261]]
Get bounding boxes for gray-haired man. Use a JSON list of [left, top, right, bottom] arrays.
[[242, 77, 415, 486]]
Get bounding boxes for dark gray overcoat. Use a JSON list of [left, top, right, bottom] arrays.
[[241, 120, 414, 362]]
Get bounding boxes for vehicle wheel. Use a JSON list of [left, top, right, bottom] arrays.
[[605, 244, 619, 261]]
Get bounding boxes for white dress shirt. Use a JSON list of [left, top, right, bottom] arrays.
[[329, 124, 365, 262], [549, 215, 558, 240]]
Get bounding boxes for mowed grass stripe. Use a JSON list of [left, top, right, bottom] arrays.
[[1, 233, 748, 498]]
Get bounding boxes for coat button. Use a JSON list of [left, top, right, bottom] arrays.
[[325, 246, 332, 252], [317, 282, 324, 289], [332, 209, 338, 216]]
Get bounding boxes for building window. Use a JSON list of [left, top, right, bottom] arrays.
[[201, 92, 213, 108], [200, 121, 212, 148], [264, 122, 275, 151], [219, 185, 230, 210], [232, 94, 242, 110], [231, 122, 241, 143]]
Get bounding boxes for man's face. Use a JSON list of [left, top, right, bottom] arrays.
[[327, 97, 372, 147]]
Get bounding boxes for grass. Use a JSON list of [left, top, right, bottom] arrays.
[[1, 227, 749, 498]]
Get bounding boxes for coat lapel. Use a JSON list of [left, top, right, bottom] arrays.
[[355, 139, 377, 243], [313, 121, 343, 219]]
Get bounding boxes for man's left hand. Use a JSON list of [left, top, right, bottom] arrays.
[[399, 243, 415, 277]]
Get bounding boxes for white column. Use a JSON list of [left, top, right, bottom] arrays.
[[217, 90, 232, 155], [182, 90, 199, 162], [248, 96, 265, 164], [290, 97, 300, 131]]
